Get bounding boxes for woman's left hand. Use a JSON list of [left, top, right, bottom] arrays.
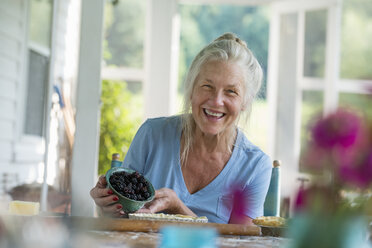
[[136, 188, 196, 217]]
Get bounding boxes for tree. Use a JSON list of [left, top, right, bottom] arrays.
[[99, 80, 142, 175], [104, 0, 145, 68], [179, 5, 269, 98]]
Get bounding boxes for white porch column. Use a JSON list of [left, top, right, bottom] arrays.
[[71, 0, 104, 216], [144, 0, 180, 118]]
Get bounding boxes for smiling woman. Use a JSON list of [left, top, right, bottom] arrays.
[[90, 33, 271, 225], [191, 60, 244, 138]]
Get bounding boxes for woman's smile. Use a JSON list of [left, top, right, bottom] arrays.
[[203, 108, 225, 119]]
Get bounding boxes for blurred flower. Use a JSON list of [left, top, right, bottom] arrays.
[[294, 186, 306, 212], [302, 108, 372, 189], [311, 109, 363, 149], [229, 187, 246, 224], [339, 148, 372, 189], [292, 107, 372, 248]]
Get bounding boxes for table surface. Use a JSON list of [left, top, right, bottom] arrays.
[[85, 230, 290, 248]]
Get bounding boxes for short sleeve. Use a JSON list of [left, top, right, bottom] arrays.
[[122, 120, 153, 174], [243, 155, 272, 219]]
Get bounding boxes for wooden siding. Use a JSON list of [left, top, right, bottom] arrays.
[[0, 0, 25, 166]]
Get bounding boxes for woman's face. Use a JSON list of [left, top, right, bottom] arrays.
[[191, 60, 245, 137]]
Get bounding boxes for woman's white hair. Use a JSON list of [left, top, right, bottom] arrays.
[[180, 32, 263, 165]]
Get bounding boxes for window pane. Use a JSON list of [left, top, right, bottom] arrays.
[[303, 10, 327, 78], [29, 0, 52, 48], [300, 90, 324, 172], [24, 50, 49, 136], [103, 0, 146, 68], [340, 0, 372, 80], [339, 93, 372, 122]]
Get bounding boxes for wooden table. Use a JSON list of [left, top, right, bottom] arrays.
[[84, 230, 289, 248], [2, 215, 290, 247], [66, 216, 290, 248]]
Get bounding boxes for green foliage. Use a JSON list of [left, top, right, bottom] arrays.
[[99, 80, 142, 175], [341, 0, 372, 80], [103, 0, 145, 67], [29, 0, 52, 48], [179, 5, 269, 98], [304, 10, 327, 78]]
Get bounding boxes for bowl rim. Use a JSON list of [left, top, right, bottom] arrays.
[[106, 167, 155, 204]]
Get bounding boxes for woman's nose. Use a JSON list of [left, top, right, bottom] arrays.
[[209, 91, 224, 106]]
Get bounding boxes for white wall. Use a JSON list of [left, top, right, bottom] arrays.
[[0, 0, 25, 166], [0, 0, 42, 191], [0, 0, 78, 193]]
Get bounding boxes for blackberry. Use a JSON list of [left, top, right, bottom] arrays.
[[109, 170, 152, 201]]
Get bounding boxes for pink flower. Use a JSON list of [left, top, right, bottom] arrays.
[[300, 143, 331, 172], [229, 187, 246, 224], [311, 110, 363, 149], [294, 186, 307, 213], [339, 148, 372, 189]]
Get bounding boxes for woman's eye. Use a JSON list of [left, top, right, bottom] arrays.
[[227, 89, 237, 95], [202, 84, 212, 89]]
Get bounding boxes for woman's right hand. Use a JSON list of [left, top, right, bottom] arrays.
[[90, 175, 125, 217]]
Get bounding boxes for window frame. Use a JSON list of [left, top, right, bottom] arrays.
[[268, 0, 372, 200]]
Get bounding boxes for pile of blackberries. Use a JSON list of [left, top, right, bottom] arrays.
[[109, 171, 152, 201]]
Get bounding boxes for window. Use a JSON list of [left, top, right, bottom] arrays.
[[270, 0, 372, 174], [24, 0, 53, 136], [24, 50, 49, 136]]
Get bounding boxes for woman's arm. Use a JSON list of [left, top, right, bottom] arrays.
[[136, 188, 197, 217]]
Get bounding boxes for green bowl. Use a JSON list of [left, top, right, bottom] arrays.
[[106, 167, 155, 213]]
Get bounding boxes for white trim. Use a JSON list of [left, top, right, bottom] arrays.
[[300, 78, 372, 93], [338, 79, 372, 94], [271, 0, 338, 13], [293, 10, 304, 171], [101, 67, 144, 82], [144, 0, 180, 118], [40, 0, 59, 213], [323, 0, 342, 115], [296, 10, 304, 91], [266, 8, 279, 158], [300, 77, 325, 90], [15, 0, 30, 143], [179, 0, 281, 5], [28, 41, 51, 57], [71, 0, 104, 217]]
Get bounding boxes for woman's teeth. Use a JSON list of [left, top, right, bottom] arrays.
[[205, 109, 223, 118]]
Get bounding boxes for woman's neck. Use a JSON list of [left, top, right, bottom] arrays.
[[193, 126, 237, 153]]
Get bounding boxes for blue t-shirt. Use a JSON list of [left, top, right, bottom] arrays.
[[123, 116, 272, 223]]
